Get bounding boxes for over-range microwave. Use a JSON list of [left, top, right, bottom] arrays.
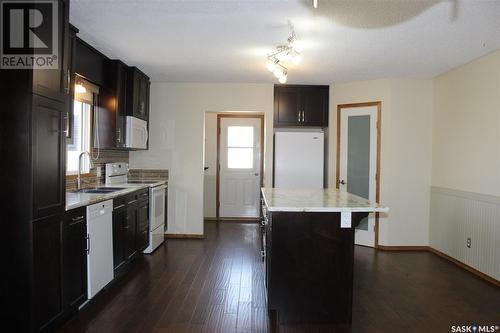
[[124, 116, 148, 149]]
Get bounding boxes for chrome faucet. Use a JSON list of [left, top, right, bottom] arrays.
[[77, 151, 93, 191]]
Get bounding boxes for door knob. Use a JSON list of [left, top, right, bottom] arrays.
[[339, 180, 346, 185], [255, 173, 259, 176]]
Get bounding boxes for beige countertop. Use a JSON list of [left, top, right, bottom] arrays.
[[261, 188, 388, 213]]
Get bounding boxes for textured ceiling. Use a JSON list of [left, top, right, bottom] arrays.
[[70, 0, 500, 84]]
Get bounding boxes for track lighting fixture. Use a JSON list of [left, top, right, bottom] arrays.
[[265, 22, 302, 84]]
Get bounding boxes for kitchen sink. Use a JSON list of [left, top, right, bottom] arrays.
[[71, 187, 126, 194]]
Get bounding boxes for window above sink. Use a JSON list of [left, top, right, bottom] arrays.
[[66, 77, 99, 175]]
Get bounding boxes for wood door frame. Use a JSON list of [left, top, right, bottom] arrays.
[[336, 102, 382, 248], [216, 113, 265, 220]]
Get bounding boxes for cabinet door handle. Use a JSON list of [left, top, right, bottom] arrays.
[[65, 69, 70, 94], [69, 216, 84, 226], [297, 110, 301, 122], [128, 199, 137, 205], [114, 204, 126, 210], [143, 127, 149, 146], [301, 110, 305, 122], [117, 128, 121, 143], [86, 235, 90, 254]]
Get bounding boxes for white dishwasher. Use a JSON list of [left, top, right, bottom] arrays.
[[86, 200, 114, 299]]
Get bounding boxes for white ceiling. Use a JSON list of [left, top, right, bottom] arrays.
[[70, 0, 500, 84]]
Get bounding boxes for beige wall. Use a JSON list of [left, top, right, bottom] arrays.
[[430, 50, 500, 281], [433, 50, 500, 195], [129, 83, 274, 235], [329, 79, 434, 246]]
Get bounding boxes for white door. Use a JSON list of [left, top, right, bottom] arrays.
[[219, 117, 262, 218], [339, 106, 378, 247]]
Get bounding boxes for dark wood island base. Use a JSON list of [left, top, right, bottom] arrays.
[[260, 188, 388, 325], [263, 211, 368, 324]]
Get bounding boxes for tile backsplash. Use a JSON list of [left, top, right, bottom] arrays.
[[65, 148, 168, 191], [128, 169, 169, 182], [66, 148, 129, 191]]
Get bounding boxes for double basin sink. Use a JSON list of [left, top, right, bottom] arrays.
[[71, 187, 126, 194]]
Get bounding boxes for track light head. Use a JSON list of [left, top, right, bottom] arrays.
[[266, 21, 301, 84]]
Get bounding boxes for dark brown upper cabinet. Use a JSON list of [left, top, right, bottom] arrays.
[[95, 60, 128, 149], [126, 67, 150, 121], [3, 1, 72, 331], [274, 85, 329, 127], [32, 0, 71, 104], [96, 61, 151, 149], [74, 38, 106, 87], [65, 25, 79, 142], [32, 95, 66, 219]]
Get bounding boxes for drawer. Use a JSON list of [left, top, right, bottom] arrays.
[[113, 196, 127, 210], [136, 189, 149, 201], [125, 192, 138, 205], [115, 189, 149, 209]]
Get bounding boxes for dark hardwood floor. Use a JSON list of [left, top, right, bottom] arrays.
[[57, 222, 500, 333]]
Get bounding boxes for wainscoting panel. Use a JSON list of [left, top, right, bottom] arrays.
[[430, 186, 500, 281]]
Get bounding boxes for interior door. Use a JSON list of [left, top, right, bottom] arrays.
[[339, 106, 378, 247], [219, 117, 262, 218]]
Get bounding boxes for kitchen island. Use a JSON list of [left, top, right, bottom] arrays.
[[260, 188, 388, 324]]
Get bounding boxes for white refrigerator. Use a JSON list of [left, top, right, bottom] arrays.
[[274, 130, 324, 189]]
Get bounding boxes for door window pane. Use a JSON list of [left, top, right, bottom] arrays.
[[228, 126, 253, 147], [347, 115, 370, 231], [228, 148, 253, 169]]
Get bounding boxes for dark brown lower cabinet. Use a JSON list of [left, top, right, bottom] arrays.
[[112, 189, 150, 276], [263, 207, 368, 325], [62, 207, 87, 311], [135, 199, 149, 251], [125, 204, 137, 260], [112, 203, 127, 273], [32, 207, 87, 332], [33, 215, 64, 333]]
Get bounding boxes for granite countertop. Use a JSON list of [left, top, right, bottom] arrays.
[[66, 181, 167, 211], [261, 188, 389, 213]]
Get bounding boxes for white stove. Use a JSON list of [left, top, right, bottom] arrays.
[[105, 163, 166, 254]]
